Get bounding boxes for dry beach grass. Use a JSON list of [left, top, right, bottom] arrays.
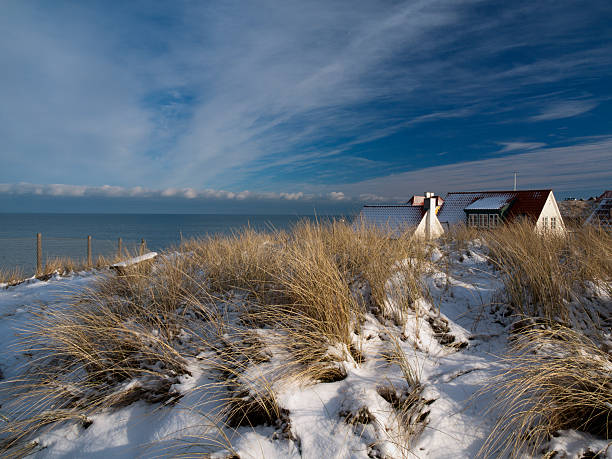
[[484, 221, 612, 325], [480, 326, 612, 458], [0, 267, 25, 286]]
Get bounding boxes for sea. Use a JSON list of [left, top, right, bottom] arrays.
[[0, 214, 347, 274]]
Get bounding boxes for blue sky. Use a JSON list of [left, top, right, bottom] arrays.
[[1, 0, 611, 213]]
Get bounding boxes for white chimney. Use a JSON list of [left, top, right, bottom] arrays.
[[424, 192, 436, 239]]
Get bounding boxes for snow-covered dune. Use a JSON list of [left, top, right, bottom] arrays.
[[0, 241, 609, 459]]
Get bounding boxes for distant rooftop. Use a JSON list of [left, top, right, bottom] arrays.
[[585, 197, 612, 231], [597, 190, 612, 201]]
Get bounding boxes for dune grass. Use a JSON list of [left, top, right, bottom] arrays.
[[474, 224, 611, 457], [184, 227, 283, 297], [1, 219, 609, 457], [483, 222, 612, 325], [0, 268, 25, 286], [480, 326, 611, 458]]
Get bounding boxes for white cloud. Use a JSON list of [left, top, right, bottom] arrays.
[[161, 188, 179, 197], [328, 191, 346, 201], [280, 192, 304, 200], [530, 100, 598, 121], [0, 183, 338, 203], [358, 193, 388, 202], [495, 142, 547, 154], [47, 184, 87, 197]]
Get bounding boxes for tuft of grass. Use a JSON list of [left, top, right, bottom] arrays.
[[0, 267, 25, 286], [480, 326, 612, 458], [42, 256, 86, 276], [224, 381, 283, 429], [184, 228, 283, 297], [570, 225, 612, 298], [94, 254, 118, 269], [314, 219, 430, 326], [182, 220, 429, 383], [484, 222, 612, 324], [279, 221, 362, 347], [439, 223, 481, 252], [39, 253, 120, 278], [100, 250, 208, 320]]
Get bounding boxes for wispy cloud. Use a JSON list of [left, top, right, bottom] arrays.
[[495, 142, 547, 154], [337, 137, 612, 198], [530, 99, 599, 121]]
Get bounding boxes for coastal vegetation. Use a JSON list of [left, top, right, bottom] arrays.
[[0, 221, 610, 457]]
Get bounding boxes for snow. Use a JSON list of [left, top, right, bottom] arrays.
[[546, 430, 611, 458], [0, 247, 609, 458], [0, 272, 98, 381], [111, 252, 158, 268], [464, 196, 514, 211]]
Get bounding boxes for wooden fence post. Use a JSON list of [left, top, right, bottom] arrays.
[[87, 235, 92, 267], [140, 238, 146, 255], [117, 237, 122, 259], [36, 233, 42, 275]]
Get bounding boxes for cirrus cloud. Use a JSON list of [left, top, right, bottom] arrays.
[[530, 99, 599, 121]]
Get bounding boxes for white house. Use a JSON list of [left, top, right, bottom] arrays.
[[437, 189, 565, 233]]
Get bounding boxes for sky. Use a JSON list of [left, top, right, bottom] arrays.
[[1, 0, 611, 214]]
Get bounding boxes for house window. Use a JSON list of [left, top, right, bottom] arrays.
[[468, 213, 502, 228], [551, 217, 556, 229], [543, 216, 548, 228]]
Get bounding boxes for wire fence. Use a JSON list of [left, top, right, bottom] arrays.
[[0, 236, 142, 274], [0, 216, 337, 276]]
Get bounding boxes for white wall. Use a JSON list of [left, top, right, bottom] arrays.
[[535, 191, 565, 233], [414, 207, 444, 239]]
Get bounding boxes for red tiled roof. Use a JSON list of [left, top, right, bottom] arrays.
[[505, 190, 551, 222], [438, 190, 552, 224]]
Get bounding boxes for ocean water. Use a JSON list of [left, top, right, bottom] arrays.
[[0, 214, 341, 273]]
